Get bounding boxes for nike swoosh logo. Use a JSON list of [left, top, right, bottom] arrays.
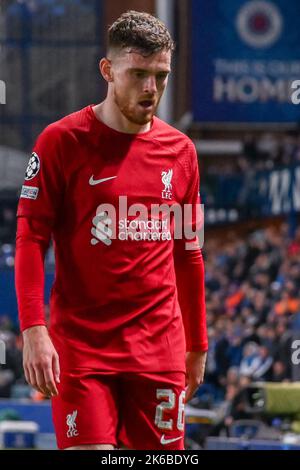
[[89, 176, 117, 186], [160, 435, 183, 445]]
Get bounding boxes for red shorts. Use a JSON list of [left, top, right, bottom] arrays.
[[51, 370, 186, 450]]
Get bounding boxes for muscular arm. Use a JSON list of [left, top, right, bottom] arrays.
[[15, 216, 60, 396]]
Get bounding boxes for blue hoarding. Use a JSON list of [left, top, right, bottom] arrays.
[[192, 0, 300, 123]]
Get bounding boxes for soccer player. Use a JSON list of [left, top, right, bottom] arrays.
[[15, 11, 208, 450]]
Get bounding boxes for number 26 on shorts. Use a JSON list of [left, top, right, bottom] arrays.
[[155, 389, 185, 431]]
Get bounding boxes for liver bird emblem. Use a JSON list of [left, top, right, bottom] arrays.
[[161, 169, 173, 193], [66, 410, 78, 437]]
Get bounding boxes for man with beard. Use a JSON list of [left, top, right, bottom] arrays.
[[15, 11, 207, 450]]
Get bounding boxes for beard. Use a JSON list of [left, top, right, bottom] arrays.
[[114, 88, 159, 126]]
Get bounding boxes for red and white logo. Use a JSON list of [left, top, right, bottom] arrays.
[[161, 169, 173, 200]]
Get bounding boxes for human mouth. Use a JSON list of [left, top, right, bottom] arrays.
[[139, 100, 155, 111]]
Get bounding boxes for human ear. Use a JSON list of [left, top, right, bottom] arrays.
[[99, 58, 113, 82]]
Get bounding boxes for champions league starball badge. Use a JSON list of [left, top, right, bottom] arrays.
[[25, 152, 40, 181]]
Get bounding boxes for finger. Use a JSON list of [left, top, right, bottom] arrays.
[[43, 365, 59, 397], [185, 382, 198, 402], [53, 354, 60, 384], [35, 366, 49, 396], [23, 364, 30, 385], [185, 385, 193, 403], [28, 365, 42, 393]]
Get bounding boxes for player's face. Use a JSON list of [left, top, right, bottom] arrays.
[[110, 49, 171, 125]]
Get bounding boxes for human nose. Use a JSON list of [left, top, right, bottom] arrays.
[[143, 75, 157, 94]]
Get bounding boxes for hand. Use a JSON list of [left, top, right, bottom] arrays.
[[22, 325, 60, 397], [185, 350, 207, 402]]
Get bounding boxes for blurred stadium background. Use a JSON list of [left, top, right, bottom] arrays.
[[1, 0, 300, 450]]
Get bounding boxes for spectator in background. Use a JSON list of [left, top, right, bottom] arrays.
[[227, 335, 243, 368], [272, 361, 289, 382], [274, 291, 300, 316], [288, 227, 300, 256], [252, 345, 273, 381], [239, 342, 260, 378]]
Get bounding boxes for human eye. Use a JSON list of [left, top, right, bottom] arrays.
[[134, 70, 146, 79], [157, 72, 169, 81]]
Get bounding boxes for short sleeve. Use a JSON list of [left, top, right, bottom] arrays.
[[17, 124, 65, 223]]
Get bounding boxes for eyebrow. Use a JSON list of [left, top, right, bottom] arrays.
[[129, 67, 171, 74]]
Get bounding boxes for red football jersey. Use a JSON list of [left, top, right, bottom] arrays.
[[16, 105, 207, 372]]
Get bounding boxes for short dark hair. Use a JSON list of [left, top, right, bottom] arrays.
[[108, 11, 175, 56]]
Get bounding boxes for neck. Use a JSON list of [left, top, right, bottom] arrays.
[[93, 97, 151, 134]]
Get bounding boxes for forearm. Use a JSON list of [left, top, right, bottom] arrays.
[[174, 243, 208, 352], [15, 217, 50, 332]]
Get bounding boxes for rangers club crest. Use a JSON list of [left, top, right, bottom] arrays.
[[236, 1, 282, 49]]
